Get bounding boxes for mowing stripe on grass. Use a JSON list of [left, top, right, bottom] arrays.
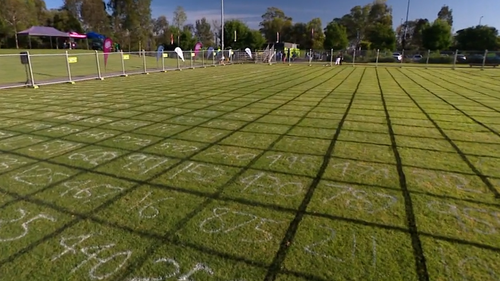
[[422, 70, 500, 101], [0, 66, 334, 269], [395, 68, 500, 138], [264, 67, 367, 281], [385, 68, 500, 199], [111, 66, 354, 280], [407, 69, 500, 112], [376, 68, 429, 281]]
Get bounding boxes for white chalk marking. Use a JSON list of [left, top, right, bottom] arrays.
[[204, 148, 256, 161], [168, 162, 225, 182], [128, 192, 173, 219], [0, 209, 56, 242], [68, 148, 120, 166], [240, 172, 304, 197], [60, 180, 125, 203], [13, 165, 70, 186], [55, 114, 88, 121], [46, 126, 81, 134], [427, 201, 498, 234], [199, 208, 281, 243], [29, 140, 82, 156], [122, 154, 170, 175], [0, 155, 27, 171], [76, 131, 115, 140], [322, 183, 398, 214], [160, 142, 199, 153]]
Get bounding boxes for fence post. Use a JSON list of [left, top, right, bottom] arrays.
[[425, 50, 430, 69], [452, 49, 458, 70], [400, 49, 404, 68], [120, 51, 127, 77], [202, 50, 205, 68], [288, 50, 291, 66], [481, 49, 488, 70], [95, 50, 103, 80], [330, 49, 333, 66], [190, 50, 194, 69], [65, 51, 74, 84], [176, 52, 181, 71], [142, 50, 148, 74], [26, 51, 38, 88], [376, 49, 380, 67], [161, 49, 166, 72], [352, 49, 356, 67]]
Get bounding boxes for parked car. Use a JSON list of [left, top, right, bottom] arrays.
[[412, 54, 423, 61], [392, 52, 402, 61], [456, 54, 466, 62]]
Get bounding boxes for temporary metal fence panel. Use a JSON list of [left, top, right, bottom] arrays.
[[1, 49, 499, 90]]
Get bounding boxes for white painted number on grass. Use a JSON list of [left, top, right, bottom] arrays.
[[29, 140, 82, 156], [240, 172, 304, 197], [123, 154, 170, 175], [55, 114, 88, 121], [427, 201, 499, 234], [204, 148, 256, 161], [0, 131, 15, 139], [68, 149, 120, 166], [304, 226, 377, 267], [199, 208, 282, 243], [322, 184, 398, 214], [113, 136, 152, 147], [13, 165, 70, 186], [52, 233, 132, 280], [160, 142, 199, 153], [0, 209, 56, 242], [412, 169, 482, 194], [0, 155, 27, 171], [76, 131, 115, 140], [330, 162, 390, 179], [46, 126, 81, 134], [131, 260, 213, 281], [169, 162, 225, 182], [0, 136, 42, 149], [266, 154, 316, 170], [60, 180, 125, 203], [129, 191, 173, 219]]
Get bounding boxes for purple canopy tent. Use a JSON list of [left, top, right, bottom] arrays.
[[17, 26, 70, 49]]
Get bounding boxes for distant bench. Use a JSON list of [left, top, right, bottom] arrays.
[[469, 63, 499, 68]]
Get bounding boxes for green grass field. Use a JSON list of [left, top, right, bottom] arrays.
[[0, 64, 499, 281]]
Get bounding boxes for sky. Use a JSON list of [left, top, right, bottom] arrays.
[[45, 0, 499, 32]]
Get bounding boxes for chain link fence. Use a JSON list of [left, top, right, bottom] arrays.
[[1, 48, 498, 89]]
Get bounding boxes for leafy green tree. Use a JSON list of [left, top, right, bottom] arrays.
[[421, 20, 452, 50], [455, 25, 499, 50], [259, 7, 292, 42], [195, 17, 213, 47], [0, 0, 38, 48], [245, 30, 266, 50], [306, 18, 324, 49], [437, 5, 453, 27], [323, 22, 348, 50], [366, 22, 396, 50]]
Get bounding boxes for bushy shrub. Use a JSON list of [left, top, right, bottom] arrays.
[[418, 56, 453, 64]]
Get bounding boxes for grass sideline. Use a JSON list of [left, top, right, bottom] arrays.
[[0, 64, 498, 280]]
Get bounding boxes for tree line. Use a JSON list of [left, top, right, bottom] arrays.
[[0, 0, 499, 51]]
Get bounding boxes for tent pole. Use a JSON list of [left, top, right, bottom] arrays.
[[29, 36, 32, 49], [50, 37, 53, 49]]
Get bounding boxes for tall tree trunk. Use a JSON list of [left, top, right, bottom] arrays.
[[14, 31, 19, 49]]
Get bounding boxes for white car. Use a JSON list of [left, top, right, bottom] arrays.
[[392, 53, 402, 61], [413, 54, 423, 61]]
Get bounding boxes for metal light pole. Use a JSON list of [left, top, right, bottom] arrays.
[[221, 0, 225, 58], [479, 16, 483, 25], [402, 0, 411, 51]]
